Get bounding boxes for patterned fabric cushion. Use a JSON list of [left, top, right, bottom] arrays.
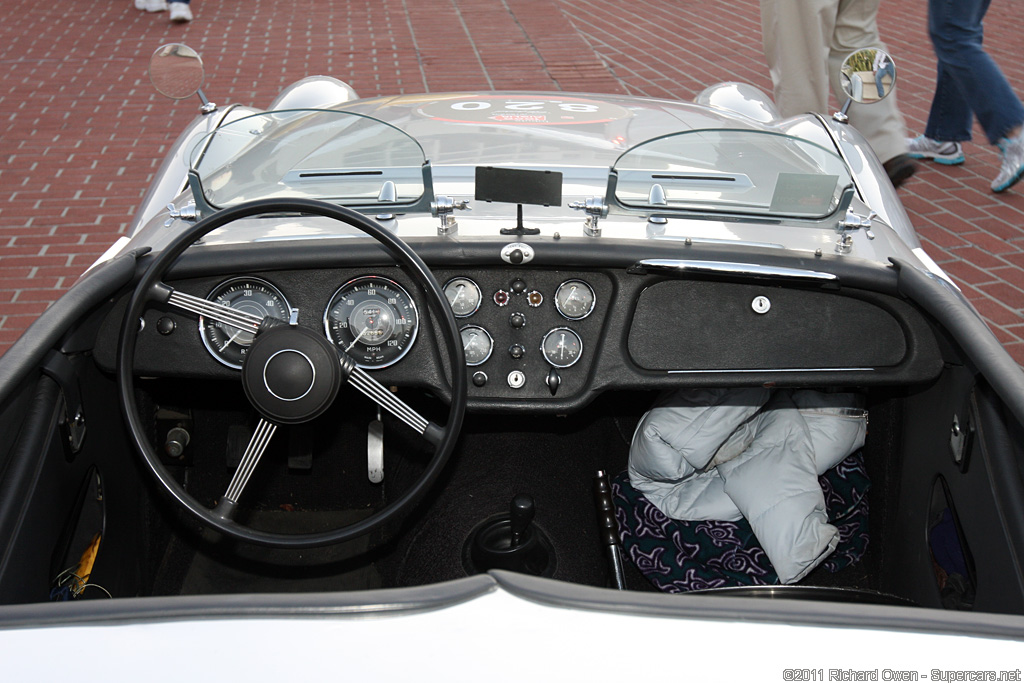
[[612, 452, 870, 593]]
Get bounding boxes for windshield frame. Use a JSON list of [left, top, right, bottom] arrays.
[[606, 128, 854, 225], [185, 108, 436, 216]]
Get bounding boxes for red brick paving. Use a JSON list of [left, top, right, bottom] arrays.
[[1, 0, 1023, 364]]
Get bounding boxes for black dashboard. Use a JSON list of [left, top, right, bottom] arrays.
[[93, 238, 945, 413]]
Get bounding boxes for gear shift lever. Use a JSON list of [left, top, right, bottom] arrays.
[[509, 494, 535, 549], [464, 493, 554, 576]]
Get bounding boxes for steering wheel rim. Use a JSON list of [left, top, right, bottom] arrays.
[[117, 197, 467, 548]]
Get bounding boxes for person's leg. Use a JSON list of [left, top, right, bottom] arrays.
[[760, 0, 836, 119], [828, 0, 910, 165], [928, 0, 1024, 145]]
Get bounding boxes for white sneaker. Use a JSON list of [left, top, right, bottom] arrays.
[[905, 135, 965, 165], [169, 2, 193, 22], [992, 132, 1024, 193], [136, 0, 167, 11]]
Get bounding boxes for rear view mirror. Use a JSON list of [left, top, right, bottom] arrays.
[[839, 48, 897, 104], [149, 43, 205, 100]]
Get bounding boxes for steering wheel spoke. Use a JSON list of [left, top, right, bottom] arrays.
[[164, 286, 264, 333], [347, 365, 442, 446], [213, 418, 278, 522]]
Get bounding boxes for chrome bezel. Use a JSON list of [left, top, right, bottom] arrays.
[[322, 275, 419, 369], [540, 327, 583, 368], [199, 276, 291, 370], [459, 324, 494, 366], [443, 276, 483, 318], [554, 279, 596, 320]]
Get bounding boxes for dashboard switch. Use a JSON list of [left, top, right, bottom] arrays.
[[509, 344, 526, 359], [546, 368, 561, 396], [510, 312, 526, 328], [472, 371, 488, 387]]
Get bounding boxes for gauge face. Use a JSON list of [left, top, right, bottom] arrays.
[[460, 325, 493, 366], [541, 327, 583, 368], [554, 280, 596, 320], [324, 276, 418, 369], [200, 277, 291, 369], [444, 277, 482, 317]]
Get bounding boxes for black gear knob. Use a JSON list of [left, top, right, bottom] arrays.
[[509, 494, 535, 549]]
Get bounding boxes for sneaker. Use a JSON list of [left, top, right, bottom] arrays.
[[169, 2, 193, 22], [992, 132, 1024, 193], [136, 0, 167, 11], [882, 153, 918, 189], [906, 135, 965, 165]]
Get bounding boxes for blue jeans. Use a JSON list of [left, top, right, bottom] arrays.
[[874, 61, 894, 99], [925, 0, 1024, 145]]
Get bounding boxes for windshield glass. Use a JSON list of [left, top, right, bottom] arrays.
[[190, 109, 427, 208], [613, 129, 852, 219]]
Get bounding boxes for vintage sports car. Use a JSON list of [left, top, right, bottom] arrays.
[[1, 44, 1023, 674]]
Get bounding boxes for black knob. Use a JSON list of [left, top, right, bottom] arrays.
[[509, 494, 535, 549], [510, 312, 526, 328], [511, 278, 527, 294], [509, 344, 525, 359], [157, 317, 176, 335], [509, 249, 524, 264], [546, 367, 561, 396], [472, 371, 487, 387]]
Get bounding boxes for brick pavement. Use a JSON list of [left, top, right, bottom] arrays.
[[1, 0, 1023, 361]]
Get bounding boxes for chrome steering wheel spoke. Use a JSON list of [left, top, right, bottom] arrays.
[[163, 286, 264, 333], [346, 364, 441, 445], [213, 418, 278, 521]]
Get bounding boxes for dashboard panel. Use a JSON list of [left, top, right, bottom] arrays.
[[94, 252, 944, 413]]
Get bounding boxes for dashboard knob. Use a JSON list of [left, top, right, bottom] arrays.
[[546, 368, 561, 396], [509, 249, 524, 264], [511, 278, 527, 294], [472, 371, 488, 387], [509, 344, 526, 359], [510, 312, 526, 328]]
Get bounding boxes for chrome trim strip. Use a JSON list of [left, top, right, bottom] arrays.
[[667, 367, 874, 374], [631, 259, 838, 282]]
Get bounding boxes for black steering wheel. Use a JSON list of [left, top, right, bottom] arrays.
[[117, 198, 467, 548]]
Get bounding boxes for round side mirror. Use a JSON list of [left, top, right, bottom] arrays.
[[149, 43, 205, 100], [839, 48, 897, 104]]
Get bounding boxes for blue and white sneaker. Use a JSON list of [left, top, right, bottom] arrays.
[[992, 132, 1024, 193], [906, 135, 965, 165]]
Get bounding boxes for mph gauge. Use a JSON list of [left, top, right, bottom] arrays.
[[323, 276, 419, 369]]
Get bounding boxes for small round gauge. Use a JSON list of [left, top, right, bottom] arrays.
[[554, 280, 596, 320], [460, 325, 493, 366], [200, 277, 291, 369], [541, 327, 583, 368], [443, 277, 482, 317], [323, 276, 418, 369]]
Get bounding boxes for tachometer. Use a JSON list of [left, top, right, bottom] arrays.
[[323, 276, 418, 368], [200, 277, 291, 369]]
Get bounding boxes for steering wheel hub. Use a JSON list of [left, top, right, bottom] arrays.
[[242, 325, 343, 424]]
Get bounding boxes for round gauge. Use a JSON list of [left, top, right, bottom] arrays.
[[554, 280, 596, 320], [200, 277, 291, 369], [460, 325, 493, 366], [541, 327, 583, 368], [443, 277, 482, 317], [323, 276, 418, 369]]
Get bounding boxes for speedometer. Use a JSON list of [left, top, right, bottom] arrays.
[[323, 276, 419, 369], [200, 277, 291, 369]]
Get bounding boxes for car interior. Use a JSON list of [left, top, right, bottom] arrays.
[[2, 197, 1023, 619]]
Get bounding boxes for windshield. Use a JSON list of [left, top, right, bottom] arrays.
[[190, 109, 427, 209], [613, 129, 852, 219]]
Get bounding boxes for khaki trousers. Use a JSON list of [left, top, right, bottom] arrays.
[[760, 0, 908, 162]]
